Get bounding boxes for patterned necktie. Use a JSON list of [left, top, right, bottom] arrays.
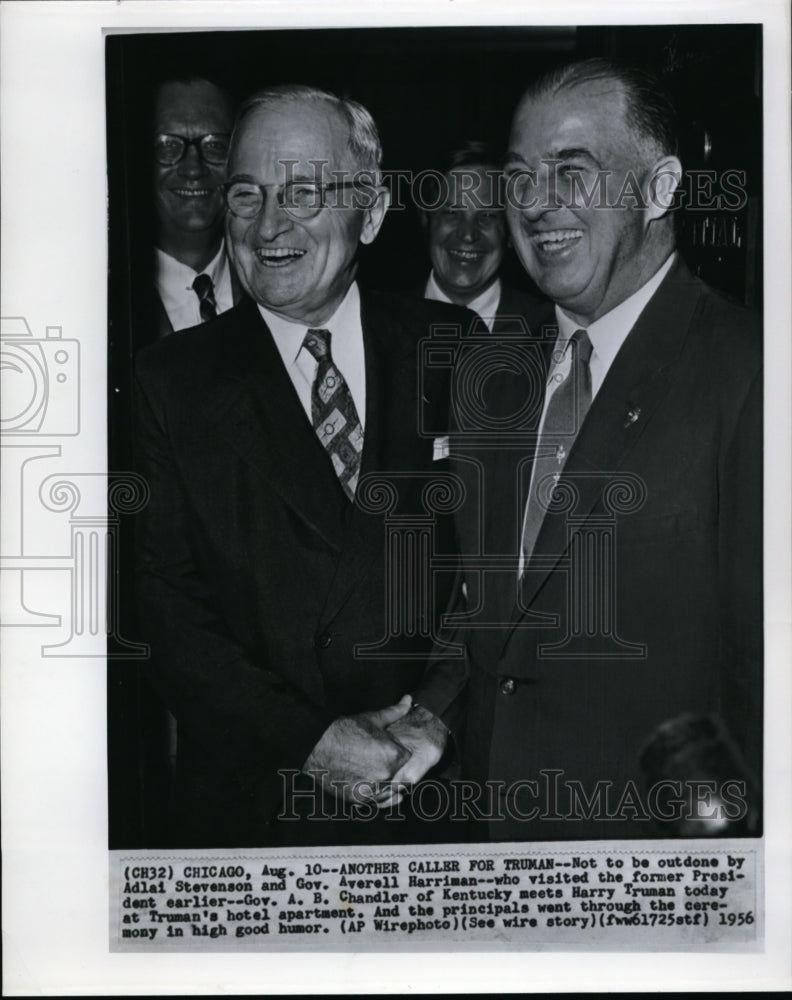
[[521, 328, 593, 565], [302, 328, 364, 502], [192, 273, 218, 323]]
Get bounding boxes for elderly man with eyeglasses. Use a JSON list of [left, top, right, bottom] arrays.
[[134, 85, 468, 848], [151, 76, 246, 335]]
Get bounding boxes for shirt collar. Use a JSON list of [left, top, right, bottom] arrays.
[[155, 238, 227, 290], [554, 252, 676, 364], [258, 281, 361, 362], [425, 272, 502, 329]]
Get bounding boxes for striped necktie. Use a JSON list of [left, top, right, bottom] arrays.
[[192, 273, 218, 323]]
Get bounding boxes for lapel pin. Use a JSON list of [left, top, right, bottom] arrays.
[[624, 406, 641, 428]]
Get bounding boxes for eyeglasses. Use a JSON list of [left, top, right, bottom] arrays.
[[154, 133, 231, 166], [224, 180, 374, 221]]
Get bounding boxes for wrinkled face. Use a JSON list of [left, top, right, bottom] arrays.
[[226, 100, 386, 326], [505, 82, 655, 325], [153, 80, 234, 239], [427, 165, 506, 305]]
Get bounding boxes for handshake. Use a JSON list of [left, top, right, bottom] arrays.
[[302, 695, 447, 809]]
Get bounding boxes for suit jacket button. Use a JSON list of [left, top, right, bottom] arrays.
[[315, 633, 332, 649], [500, 677, 516, 695]]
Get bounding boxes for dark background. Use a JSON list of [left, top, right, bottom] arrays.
[[107, 23, 763, 848]]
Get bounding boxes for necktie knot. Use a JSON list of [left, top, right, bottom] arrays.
[[192, 272, 214, 299], [303, 328, 332, 362], [192, 273, 217, 322]]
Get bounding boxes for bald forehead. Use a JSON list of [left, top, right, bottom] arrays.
[[507, 78, 655, 173], [155, 80, 235, 131], [515, 77, 629, 131], [240, 96, 347, 135], [233, 97, 357, 171], [516, 76, 674, 174]]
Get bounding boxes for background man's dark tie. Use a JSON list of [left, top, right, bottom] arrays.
[[303, 328, 364, 501], [521, 328, 593, 565], [192, 273, 218, 323]]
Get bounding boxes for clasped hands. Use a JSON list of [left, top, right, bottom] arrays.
[[302, 695, 447, 808]]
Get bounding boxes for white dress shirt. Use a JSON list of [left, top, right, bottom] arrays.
[[424, 272, 502, 332], [155, 239, 234, 332], [259, 281, 367, 431], [543, 252, 676, 413], [519, 252, 676, 576]]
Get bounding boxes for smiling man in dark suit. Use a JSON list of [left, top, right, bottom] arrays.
[[135, 85, 463, 847], [404, 59, 762, 840], [149, 76, 247, 338]]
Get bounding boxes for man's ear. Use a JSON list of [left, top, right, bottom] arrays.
[[645, 155, 682, 223], [359, 185, 391, 246]]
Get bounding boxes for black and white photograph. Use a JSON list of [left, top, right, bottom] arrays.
[[109, 23, 764, 849], [2, 0, 790, 993]]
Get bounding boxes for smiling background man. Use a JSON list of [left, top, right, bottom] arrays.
[[420, 141, 545, 332], [134, 85, 464, 847], [409, 58, 762, 840], [151, 76, 246, 335]]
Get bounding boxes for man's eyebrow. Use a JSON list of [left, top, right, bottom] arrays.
[[504, 147, 604, 171], [226, 172, 259, 184], [226, 173, 321, 186], [554, 147, 603, 169]]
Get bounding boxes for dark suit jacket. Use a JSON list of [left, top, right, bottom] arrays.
[[415, 257, 762, 840], [134, 252, 248, 349], [490, 280, 550, 334], [134, 290, 467, 847], [410, 275, 548, 335]]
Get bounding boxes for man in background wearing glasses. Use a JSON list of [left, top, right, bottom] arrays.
[[135, 85, 465, 847], [151, 76, 246, 335]]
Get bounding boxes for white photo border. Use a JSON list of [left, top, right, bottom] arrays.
[[2, 0, 790, 994]]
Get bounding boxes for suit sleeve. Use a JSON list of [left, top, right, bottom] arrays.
[[411, 342, 471, 737], [133, 366, 334, 776], [412, 569, 471, 736]]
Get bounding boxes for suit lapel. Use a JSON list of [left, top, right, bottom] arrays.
[[513, 259, 705, 623], [155, 291, 174, 340], [206, 292, 430, 623], [493, 282, 547, 336], [318, 291, 425, 624], [210, 298, 347, 552], [489, 332, 554, 626]]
